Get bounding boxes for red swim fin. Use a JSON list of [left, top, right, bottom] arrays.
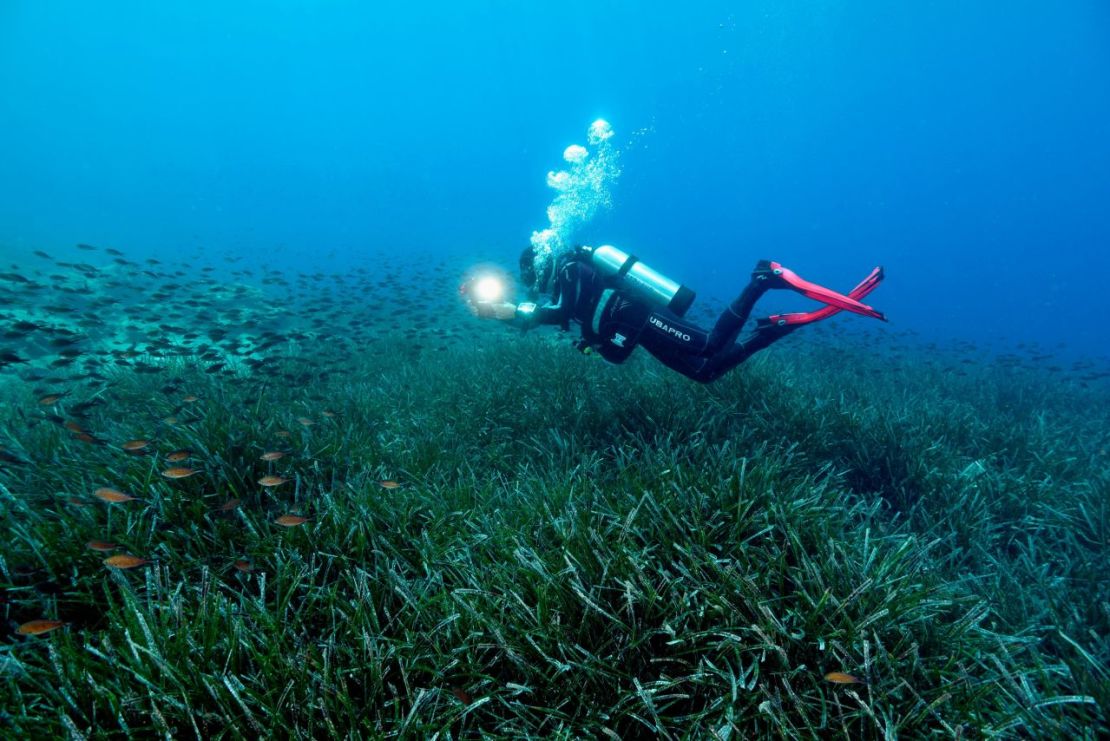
[[757, 266, 885, 329], [761, 261, 886, 321]]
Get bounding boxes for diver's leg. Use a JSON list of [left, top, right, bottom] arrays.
[[639, 263, 885, 383], [698, 266, 885, 381], [638, 335, 717, 383], [639, 323, 794, 384], [698, 324, 797, 381], [702, 263, 778, 356], [636, 311, 717, 381]]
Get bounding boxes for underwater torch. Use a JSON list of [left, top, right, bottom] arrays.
[[459, 274, 505, 302], [470, 275, 505, 303], [459, 266, 512, 317]]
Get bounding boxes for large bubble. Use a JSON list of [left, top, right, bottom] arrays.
[[563, 145, 588, 164], [588, 119, 613, 144], [528, 120, 620, 288]]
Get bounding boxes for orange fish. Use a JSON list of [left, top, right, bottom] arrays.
[[260, 451, 285, 461], [213, 498, 241, 512], [321, 411, 337, 418], [258, 475, 287, 487], [162, 466, 199, 479], [93, 487, 136, 503], [73, 432, 104, 445], [824, 672, 865, 685], [233, 559, 253, 572], [274, 515, 307, 527], [296, 417, 314, 427], [378, 480, 401, 489], [17, 619, 65, 635], [166, 449, 192, 462], [163, 416, 179, 425], [121, 439, 150, 452], [86, 540, 117, 552], [64, 420, 86, 434], [182, 395, 199, 403], [275, 430, 291, 438], [104, 554, 149, 569], [38, 393, 66, 405]]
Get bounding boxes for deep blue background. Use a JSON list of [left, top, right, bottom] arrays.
[[2, 1, 1108, 356]]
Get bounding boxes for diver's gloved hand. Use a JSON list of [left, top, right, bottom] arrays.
[[470, 301, 517, 321]]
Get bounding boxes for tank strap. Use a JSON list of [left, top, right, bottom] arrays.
[[615, 255, 639, 280]]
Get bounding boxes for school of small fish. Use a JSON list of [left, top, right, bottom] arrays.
[[3, 242, 483, 640]]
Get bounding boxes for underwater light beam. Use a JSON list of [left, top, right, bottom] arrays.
[[471, 275, 505, 303]]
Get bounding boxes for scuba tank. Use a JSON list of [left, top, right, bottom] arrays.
[[579, 244, 696, 316]]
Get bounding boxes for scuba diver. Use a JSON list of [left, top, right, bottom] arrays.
[[463, 245, 885, 384]]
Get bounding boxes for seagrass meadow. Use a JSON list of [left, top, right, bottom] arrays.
[[1, 314, 1107, 739], [7, 0, 1110, 736]]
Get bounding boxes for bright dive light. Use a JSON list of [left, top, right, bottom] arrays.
[[473, 275, 505, 302]]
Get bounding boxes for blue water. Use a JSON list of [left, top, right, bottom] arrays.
[[2, 1, 1108, 358]]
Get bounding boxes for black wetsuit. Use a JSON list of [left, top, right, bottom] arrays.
[[527, 255, 793, 383]]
